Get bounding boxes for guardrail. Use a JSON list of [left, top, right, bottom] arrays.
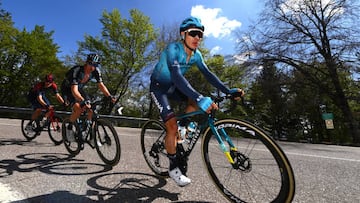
[[0, 106, 149, 128]]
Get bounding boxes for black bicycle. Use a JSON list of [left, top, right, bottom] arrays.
[[61, 99, 121, 166], [141, 95, 295, 203], [21, 107, 63, 145]]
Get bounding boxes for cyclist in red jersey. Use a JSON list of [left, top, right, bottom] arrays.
[[26, 74, 66, 131]]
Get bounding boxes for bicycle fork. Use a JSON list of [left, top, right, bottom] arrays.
[[210, 125, 237, 164], [210, 124, 252, 172]]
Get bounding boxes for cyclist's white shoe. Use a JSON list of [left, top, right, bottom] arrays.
[[88, 138, 102, 147], [96, 140, 102, 147], [169, 167, 191, 187]]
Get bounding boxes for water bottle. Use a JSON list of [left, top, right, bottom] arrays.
[[83, 120, 92, 141], [187, 121, 197, 138], [178, 124, 187, 140], [76, 119, 82, 131], [75, 119, 83, 139], [40, 117, 47, 127]]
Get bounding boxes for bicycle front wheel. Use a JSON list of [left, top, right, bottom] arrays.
[[21, 119, 38, 141], [140, 120, 169, 177], [202, 119, 295, 203], [61, 118, 81, 156], [48, 115, 63, 145], [94, 119, 121, 166]]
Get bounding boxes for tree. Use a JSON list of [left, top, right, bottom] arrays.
[[0, 8, 18, 105], [142, 22, 180, 118], [77, 9, 157, 114], [0, 7, 62, 107], [237, 0, 360, 144], [248, 62, 297, 140]]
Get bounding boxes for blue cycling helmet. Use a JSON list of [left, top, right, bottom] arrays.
[[179, 17, 204, 33]]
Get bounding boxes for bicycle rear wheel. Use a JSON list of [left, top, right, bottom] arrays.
[[94, 119, 121, 166], [21, 119, 38, 141], [61, 118, 81, 156], [202, 119, 295, 203], [48, 115, 63, 145], [140, 120, 169, 177]]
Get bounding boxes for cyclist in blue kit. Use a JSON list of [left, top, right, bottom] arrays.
[[150, 17, 244, 186]]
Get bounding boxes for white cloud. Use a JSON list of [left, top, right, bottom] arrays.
[[210, 46, 222, 55], [191, 5, 242, 39]]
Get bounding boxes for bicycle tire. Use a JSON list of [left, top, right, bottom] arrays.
[[140, 120, 169, 177], [94, 119, 121, 166], [61, 118, 81, 156], [21, 119, 38, 141], [48, 115, 63, 145], [202, 119, 295, 203]]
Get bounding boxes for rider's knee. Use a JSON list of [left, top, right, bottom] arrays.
[[166, 118, 178, 134], [72, 103, 82, 112]]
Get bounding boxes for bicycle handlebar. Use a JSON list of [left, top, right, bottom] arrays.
[[211, 93, 245, 114]]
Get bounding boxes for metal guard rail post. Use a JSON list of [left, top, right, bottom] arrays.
[[0, 106, 149, 127]]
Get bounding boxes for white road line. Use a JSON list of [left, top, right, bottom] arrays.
[[2, 120, 359, 163], [286, 151, 360, 162], [0, 182, 27, 203]]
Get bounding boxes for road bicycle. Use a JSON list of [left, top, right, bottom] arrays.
[[61, 99, 121, 167], [140, 95, 295, 203], [21, 106, 63, 145]]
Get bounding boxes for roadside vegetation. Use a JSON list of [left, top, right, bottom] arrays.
[[1, 1, 359, 145]]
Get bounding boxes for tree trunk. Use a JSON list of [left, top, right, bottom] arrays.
[[328, 61, 360, 144], [338, 95, 360, 144]]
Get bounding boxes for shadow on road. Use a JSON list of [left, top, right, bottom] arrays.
[[0, 152, 111, 178], [0, 137, 54, 147], [11, 172, 213, 202], [0, 149, 213, 202], [86, 171, 179, 202], [11, 190, 94, 203]]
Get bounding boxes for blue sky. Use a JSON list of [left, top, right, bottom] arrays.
[[2, 0, 264, 58]]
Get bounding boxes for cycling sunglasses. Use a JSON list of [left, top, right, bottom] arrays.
[[185, 29, 204, 38]]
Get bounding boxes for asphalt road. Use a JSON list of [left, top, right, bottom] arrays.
[[0, 118, 359, 203]]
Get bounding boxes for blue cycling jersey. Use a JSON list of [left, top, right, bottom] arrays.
[[150, 42, 230, 101]]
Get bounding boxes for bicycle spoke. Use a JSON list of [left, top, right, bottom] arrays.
[[95, 119, 120, 166], [61, 118, 81, 156], [140, 120, 169, 177], [203, 119, 295, 203], [48, 116, 63, 145], [21, 119, 38, 141]]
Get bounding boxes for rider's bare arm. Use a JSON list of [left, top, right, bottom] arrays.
[[55, 93, 65, 105], [37, 95, 48, 108], [71, 84, 84, 102], [98, 82, 116, 103]]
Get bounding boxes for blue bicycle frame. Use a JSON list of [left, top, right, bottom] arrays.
[[176, 109, 238, 164]]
